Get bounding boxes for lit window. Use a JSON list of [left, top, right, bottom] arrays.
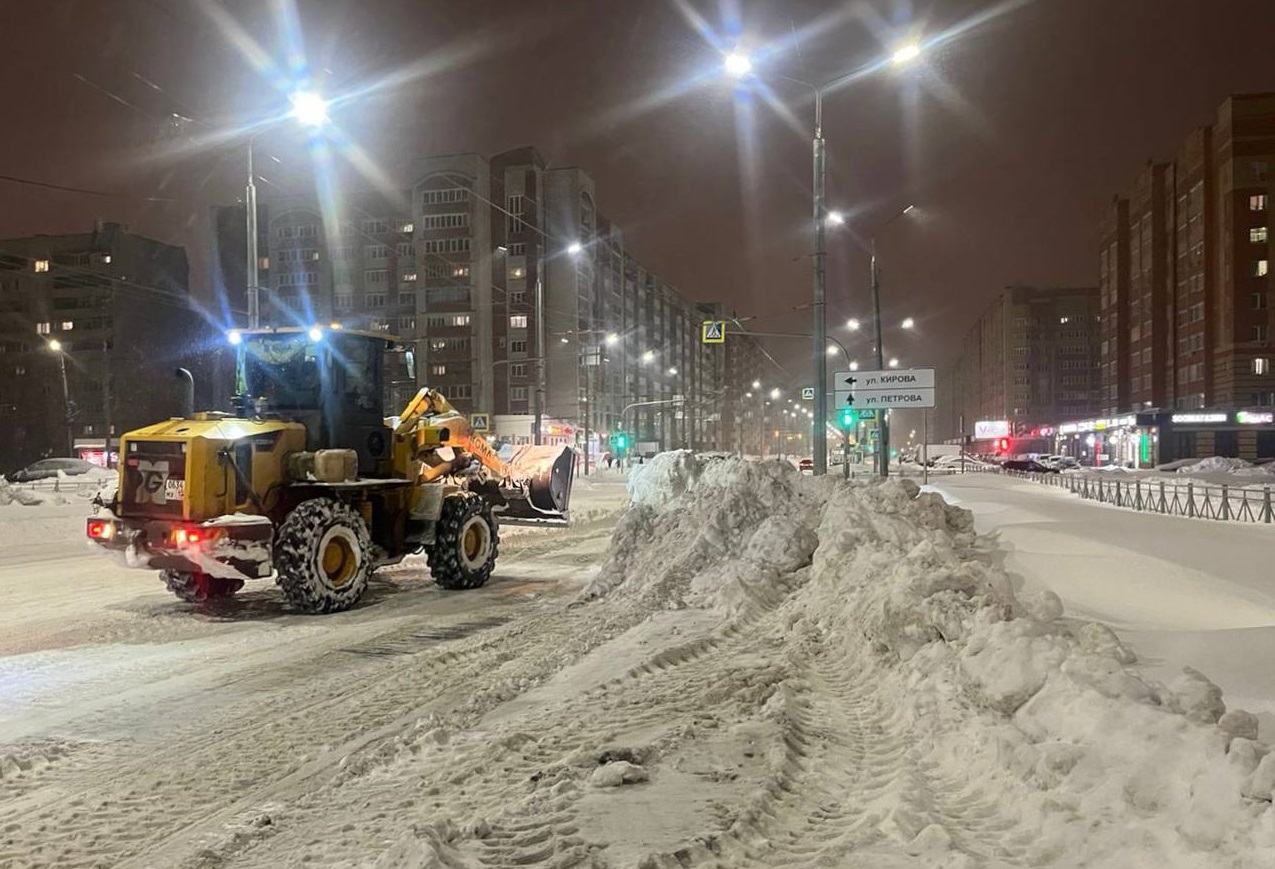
[[399, 221, 414, 233], [1252, 227, 1269, 244], [259, 256, 270, 269], [510, 315, 528, 329], [102, 254, 112, 264], [36, 322, 51, 334], [430, 364, 447, 376], [1257, 260, 1270, 277], [34, 259, 49, 273], [452, 265, 470, 278], [60, 321, 73, 331], [510, 267, 526, 279], [1254, 358, 1270, 375], [452, 314, 471, 327], [1252, 195, 1269, 212], [402, 272, 417, 283]]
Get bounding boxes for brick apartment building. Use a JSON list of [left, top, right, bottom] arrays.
[[212, 147, 761, 456], [0, 223, 210, 471], [1093, 93, 1275, 462], [939, 286, 1101, 443]]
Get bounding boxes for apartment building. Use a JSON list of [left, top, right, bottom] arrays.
[[228, 147, 734, 456], [1084, 93, 1275, 463], [943, 286, 1101, 440], [0, 223, 207, 470]]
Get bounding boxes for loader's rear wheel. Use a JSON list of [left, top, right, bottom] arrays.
[[428, 493, 498, 590], [275, 499, 373, 613], [160, 569, 243, 603]]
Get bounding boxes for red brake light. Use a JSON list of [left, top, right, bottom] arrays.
[[87, 519, 113, 540], [173, 527, 203, 546]]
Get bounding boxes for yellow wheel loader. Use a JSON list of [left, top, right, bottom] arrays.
[[86, 327, 575, 613]]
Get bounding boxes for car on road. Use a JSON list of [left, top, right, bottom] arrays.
[[5, 457, 101, 483], [1002, 458, 1059, 474], [798, 457, 814, 472]]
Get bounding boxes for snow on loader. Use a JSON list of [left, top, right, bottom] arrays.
[[86, 327, 574, 612]]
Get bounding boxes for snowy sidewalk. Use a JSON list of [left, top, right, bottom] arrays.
[[932, 473, 1275, 739]]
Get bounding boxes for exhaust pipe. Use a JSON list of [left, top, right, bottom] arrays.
[[175, 368, 194, 418]]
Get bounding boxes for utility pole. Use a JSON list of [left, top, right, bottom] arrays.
[[246, 144, 260, 329]]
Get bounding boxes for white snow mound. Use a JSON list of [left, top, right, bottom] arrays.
[[586, 453, 1275, 865]]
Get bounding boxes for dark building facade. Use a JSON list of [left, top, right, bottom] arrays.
[[942, 286, 1102, 442], [1085, 93, 1275, 464], [215, 147, 750, 459], [0, 224, 210, 470]]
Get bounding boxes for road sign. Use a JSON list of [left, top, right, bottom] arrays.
[[801, 386, 815, 400], [833, 368, 936, 410], [701, 320, 726, 344], [471, 413, 490, 432]]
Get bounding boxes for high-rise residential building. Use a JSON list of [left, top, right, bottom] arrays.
[[225, 147, 739, 457], [942, 286, 1101, 441], [1087, 93, 1275, 463], [0, 223, 208, 470]]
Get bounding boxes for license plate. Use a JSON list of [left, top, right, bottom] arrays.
[[164, 478, 185, 501]]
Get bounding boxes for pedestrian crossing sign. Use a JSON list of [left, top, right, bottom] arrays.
[[471, 413, 490, 432], [701, 320, 726, 344]]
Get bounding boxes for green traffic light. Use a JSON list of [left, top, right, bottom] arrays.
[[839, 408, 857, 428]]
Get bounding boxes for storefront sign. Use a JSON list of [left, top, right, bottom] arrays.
[[1236, 411, 1275, 425], [1058, 415, 1136, 435], [1170, 413, 1228, 424], [973, 420, 1010, 439]]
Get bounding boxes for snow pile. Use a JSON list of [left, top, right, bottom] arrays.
[[585, 452, 826, 614], [590, 454, 1275, 865], [0, 481, 43, 507], [1177, 456, 1254, 475]]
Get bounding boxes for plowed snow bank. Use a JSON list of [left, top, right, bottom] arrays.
[[589, 453, 1275, 866]]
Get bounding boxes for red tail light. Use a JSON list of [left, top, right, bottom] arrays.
[[87, 519, 114, 540], [173, 527, 203, 546]]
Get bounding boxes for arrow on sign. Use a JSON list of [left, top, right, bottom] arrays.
[[844, 377, 857, 387], [844, 393, 854, 405]]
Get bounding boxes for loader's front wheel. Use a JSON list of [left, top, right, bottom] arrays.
[[275, 499, 373, 613], [428, 493, 498, 590], [160, 569, 243, 603]]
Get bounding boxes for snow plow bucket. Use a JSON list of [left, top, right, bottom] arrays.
[[500, 445, 576, 527]]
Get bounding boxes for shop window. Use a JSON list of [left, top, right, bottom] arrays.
[[1215, 430, 1239, 458]]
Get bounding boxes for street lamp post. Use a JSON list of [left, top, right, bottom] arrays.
[[725, 41, 920, 476], [246, 90, 329, 329], [48, 340, 73, 457], [869, 204, 916, 477]]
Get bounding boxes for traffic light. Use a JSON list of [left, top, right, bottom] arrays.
[[611, 432, 629, 450], [998, 437, 1011, 454], [839, 408, 857, 429]]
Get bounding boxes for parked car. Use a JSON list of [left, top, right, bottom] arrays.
[[1002, 459, 1059, 474], [5, 457, 100, 483], [798, 457, 815, 472]]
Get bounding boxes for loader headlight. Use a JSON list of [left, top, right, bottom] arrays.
[[227, 330, 243, 345], [308, 326, 324, 342]]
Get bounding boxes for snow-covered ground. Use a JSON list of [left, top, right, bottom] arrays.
[[3, 459, 1274, 868]]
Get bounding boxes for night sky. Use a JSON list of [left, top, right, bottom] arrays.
[[2, 0, 1274, 383]]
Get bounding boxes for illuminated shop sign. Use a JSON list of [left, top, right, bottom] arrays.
[[1170, 413, 1228, 424], [1236, 411, 1275, 425], [1057, 415, 1137, 435], [973, 420, 1010, 439]]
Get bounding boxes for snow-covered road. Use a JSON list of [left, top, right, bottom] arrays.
[[3, 463, 1274, 869], [932, 473, 1275, 738]]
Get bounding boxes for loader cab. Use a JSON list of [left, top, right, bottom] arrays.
[[230, 327, 405, 474]]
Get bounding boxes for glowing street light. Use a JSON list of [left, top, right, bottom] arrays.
[[849, 360, 859, 371], [891, 42, 922, 65], [723, 51, 753, 78], [769, 387, 781, 399], [827, 210, 846, 226], [605, 332, 619, 345], [288, 90, 330, 128], [827, 345, 839, 356], [846, 318, 861, 331], [901, 317, 916, 330], [566, 241, 584, 256], [888, 358, 900, 368], [667, 367, 678, 376], [642, 350, 656, 363], [752, 379, 761, 389]]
